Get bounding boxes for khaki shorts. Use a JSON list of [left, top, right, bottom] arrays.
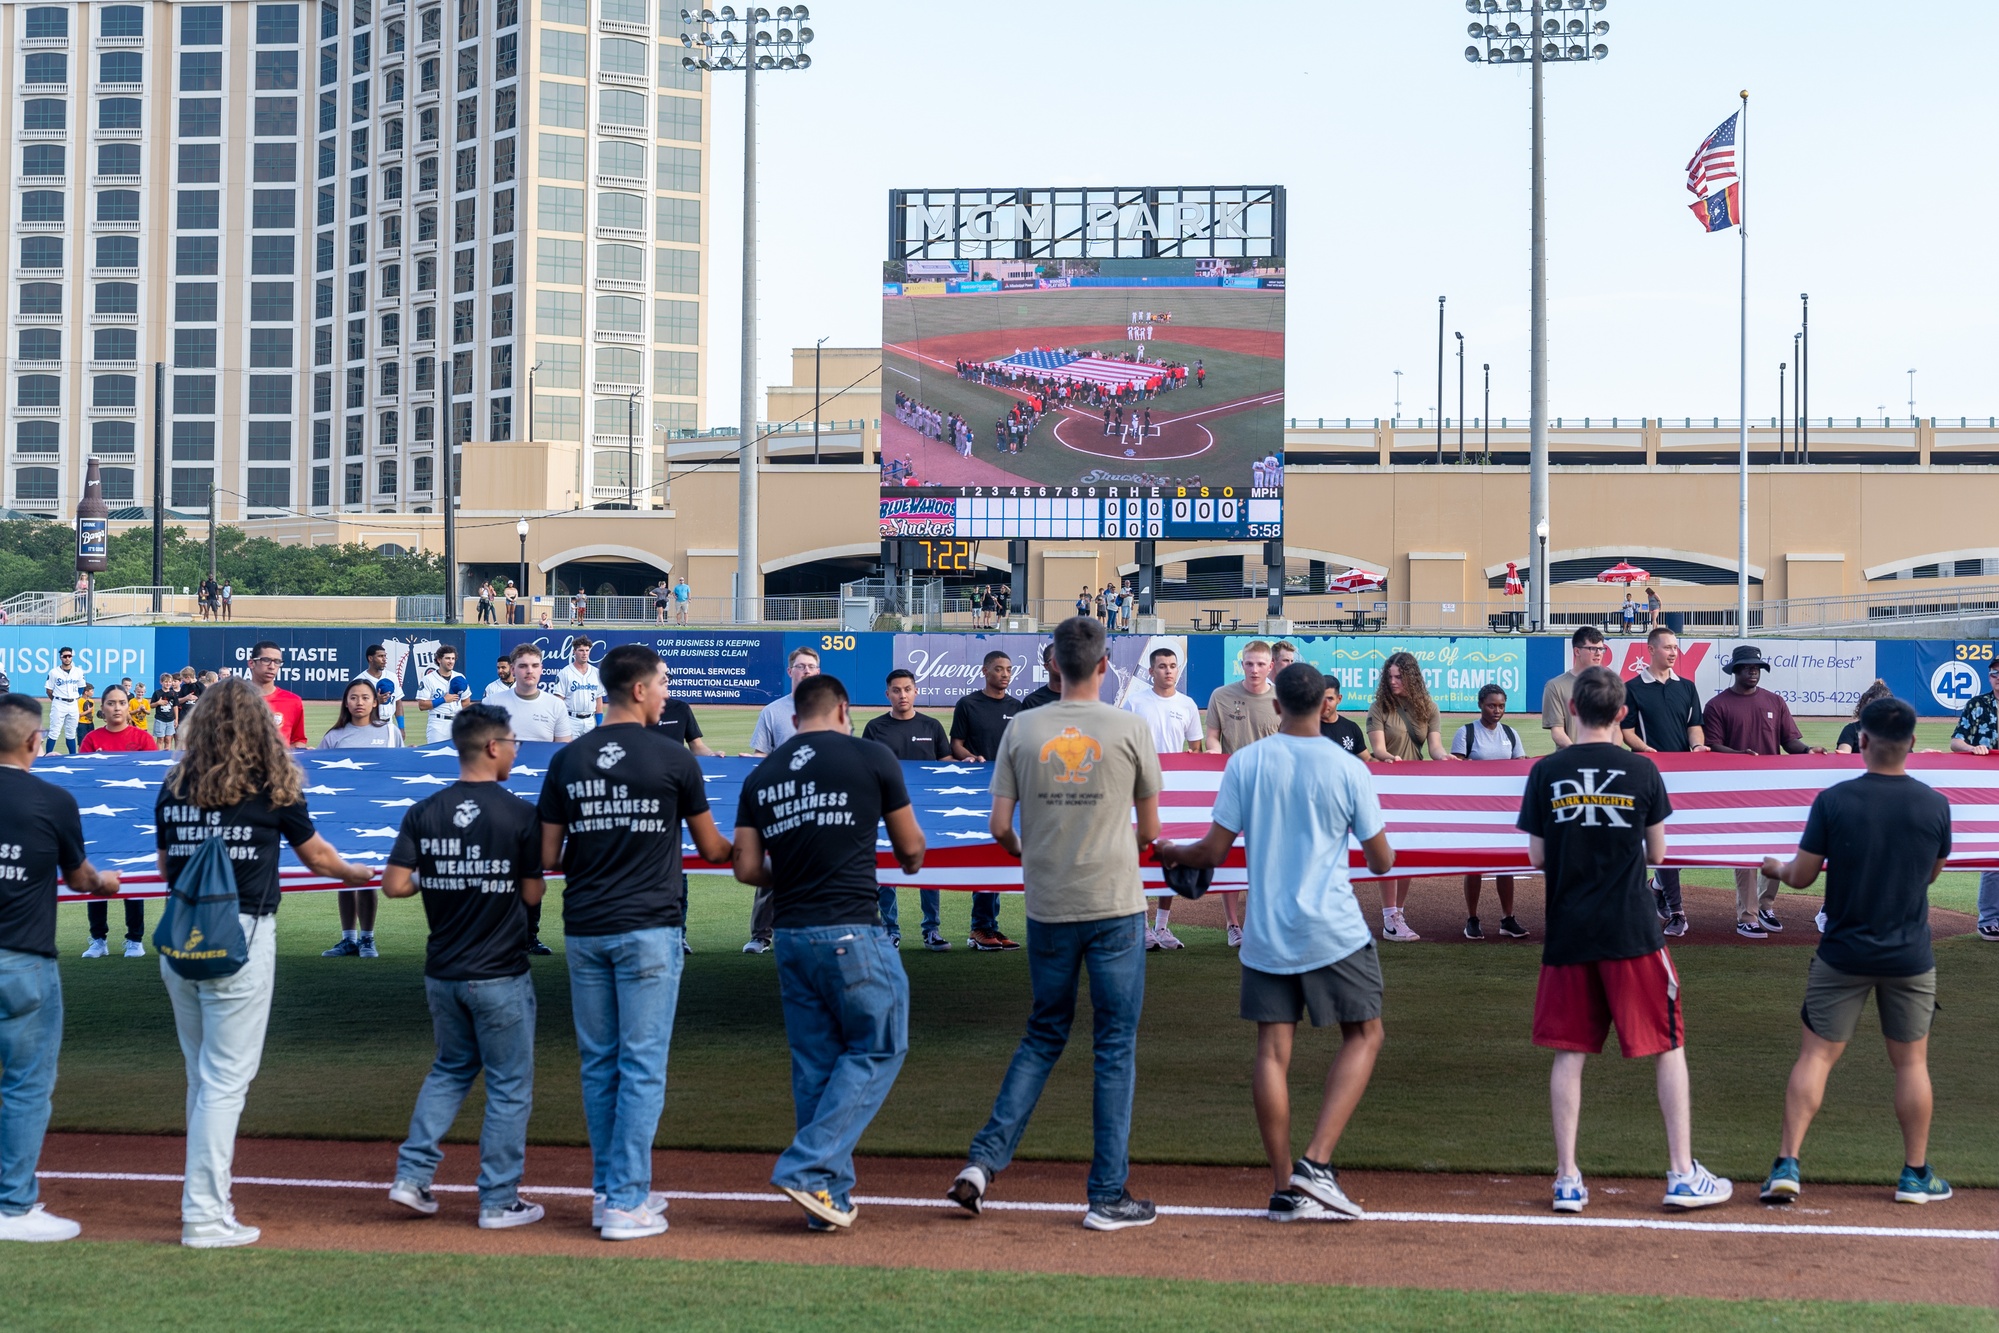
[[1241, 943, 1383, 1027], [1801, 955, 1937, 1044]]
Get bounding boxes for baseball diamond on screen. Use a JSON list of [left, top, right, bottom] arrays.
[[879, 256, 1285, 541]]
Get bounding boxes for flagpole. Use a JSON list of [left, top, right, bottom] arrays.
[[1736, 89, 1749, 637]]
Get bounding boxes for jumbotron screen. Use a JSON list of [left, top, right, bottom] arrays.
[[879, 257, 1284, 540]]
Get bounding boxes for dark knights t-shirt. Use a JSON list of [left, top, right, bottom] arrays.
[[389, 780, 542, 981], [1624, 675, 1703, 753], [536, 722, 709, 936], [1321, 717, 1367, 756], [735, 731, 910, 928], [0, 766, 87, 957], [651, 697, 705, 748], [155, 785, 318, 917], [950, 690, 1020, 761], [861, 711, 950, 761], [1800, 772, 1950, 978], [1515, 742, 1672, 966]]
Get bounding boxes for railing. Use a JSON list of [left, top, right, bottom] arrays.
[[60, 586, 188, 624], [0, 591, 63, 625], [491, 595, 842, 628], [1286, 416, 1999, 431]]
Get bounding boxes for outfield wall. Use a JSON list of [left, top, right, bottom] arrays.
[[2, 626, 1993, 719]]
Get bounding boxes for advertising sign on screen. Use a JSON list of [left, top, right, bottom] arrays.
[[892, 633, 1185, 708], [1224, 635, 1526, 715], [1607, 638, 1878, 717]]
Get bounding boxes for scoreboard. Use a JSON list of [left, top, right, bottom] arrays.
[[880, 486, 1282, 540]]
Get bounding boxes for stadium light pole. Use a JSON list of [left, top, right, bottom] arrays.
[[1466, 0, 1610, 633], [1799, 292, 1809, 462], [1908, 368, 1916, 422], [681, 5, 815, 624], [1435, 296, 1445, 464], [1393, 369, 1402, 421], [1455, 332, 1465, 463], [1791, 332, 1800, 460], [516, 517, 530, 619], [1778, 362, 1786, 460], [1483, 362, 1490, 455]]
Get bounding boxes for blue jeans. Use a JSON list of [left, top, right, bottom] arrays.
[[971, 891, 1000, 934], [1979, 872, 1999, 929], [968, 913, 1146, 1204], [395, 972, 537, 1210], [771, 925, 909, 1204], [877, 887, 941, 936], [0, 950, 61, 1215], [566, 926, 684, 1211]]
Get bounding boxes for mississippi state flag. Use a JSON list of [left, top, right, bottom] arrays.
[[1690, 182, 1742, 233]]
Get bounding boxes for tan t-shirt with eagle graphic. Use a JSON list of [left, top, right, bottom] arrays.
[[991, 699, 1162, 924]]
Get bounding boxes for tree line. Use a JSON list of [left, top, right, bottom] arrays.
[[0, 520, 446, 601]]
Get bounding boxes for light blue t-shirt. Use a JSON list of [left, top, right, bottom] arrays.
[[1212, 733, 1385, 975]]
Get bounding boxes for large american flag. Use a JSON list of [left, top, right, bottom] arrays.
[[49, 749, 1999, 899], [1686, 112, 1739, 196], [983, 352, 1161, 393]]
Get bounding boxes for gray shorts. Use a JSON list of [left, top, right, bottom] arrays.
[[1241, 943, 1383, 1027], [1802, 955, 1936, 1044], [153, 719, 175, 738]]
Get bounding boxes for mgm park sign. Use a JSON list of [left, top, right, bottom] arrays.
[[888, 186, 1285, 260]]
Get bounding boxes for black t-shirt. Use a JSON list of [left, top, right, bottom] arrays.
[[0, 767, 87, 957], [389, 780, 541, 981], [1321, 717, 1367, 756], [536, 722, 709, 936], [1515, 743, 1671, 966], [950, 690, 1020, 760], [651, 697, 705, 748], [861, 711, 951, 761], [1799, 772, 1950, 977], [1835, 721, 1861, 752], [154, 785, 318, 917], [734, 732, 910, 928], [177, 682, 204, 711], [1019, 684, 1061, 711], [1624, 675, 1702, 752]]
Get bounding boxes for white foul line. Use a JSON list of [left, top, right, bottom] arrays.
[[35, 1172, 1996, 1243]]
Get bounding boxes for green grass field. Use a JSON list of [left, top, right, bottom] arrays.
[[4, 1246, 1989, 1333]]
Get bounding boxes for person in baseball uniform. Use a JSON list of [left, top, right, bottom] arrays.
[[553, 636, 604, 737], [43, 646, 86, 754]]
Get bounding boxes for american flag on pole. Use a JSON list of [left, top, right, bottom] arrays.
[[50, 750, 1999, 899], [1685, 112, 1739, 196]]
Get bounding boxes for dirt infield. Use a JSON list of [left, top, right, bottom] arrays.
[[887, 324, 1283, 366], [35, 1133, 1996, 1307], [1162, 875, 1978, 949]]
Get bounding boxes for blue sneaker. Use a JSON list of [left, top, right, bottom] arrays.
[[1663, 1160, 1733, 1210], [1552, 1174, 1588, 1213], [1759, 1156, 1801, 1203], [1895, 1164, 1952, 1204]]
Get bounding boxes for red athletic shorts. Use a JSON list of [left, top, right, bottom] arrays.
[[1532, 949, 1683, 1058]]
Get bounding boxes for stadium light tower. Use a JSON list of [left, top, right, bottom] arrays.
[[680, 6, 815, 623], [1465, 0, 1610, 631]]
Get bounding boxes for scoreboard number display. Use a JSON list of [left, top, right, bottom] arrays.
[[890, 538, 982, 573]]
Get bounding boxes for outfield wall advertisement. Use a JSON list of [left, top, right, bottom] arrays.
[[0, 626, 1988, 717]]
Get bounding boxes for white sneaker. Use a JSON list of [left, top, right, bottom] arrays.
[[1226, 925, 1243, 949], [0, 1203, 81, 1242], [388, 1179, 439, 1215], [1143, 927, 1161, 951], [592, 1191, 668, 1228], [1382, 912, 1421, 942], [1663, 1160, 1734, 1210], [1153, 927, 1185, 951], [122, 940, 144, 958], [80, 939, 109, 959], [182, 1215, 261, 1249], [741, 937, 771, 955], [479, 1201, 545, 1229], [600, 1203, 668, 1240]]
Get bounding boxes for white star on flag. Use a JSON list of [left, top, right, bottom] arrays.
[[511, 765, 544, 776], [395, 773, 454, 785], [110, 855, 159, 866], [135, 758, 177, 767], [936, 807, 991, 819], [373, 797, 418, 807], [313, 759, 374, 770], [921, 765, 981, 774], [944, 830, 993, 840], [99, 778, 153, 789], [350, 827, 402, 838], [928, 786, 984, 795], [136, 824, 154, 836], [76, 804, 133, 817], [416, 747, 456, 759], [37, 766, 81, 775], [301, 784, 352, 796]]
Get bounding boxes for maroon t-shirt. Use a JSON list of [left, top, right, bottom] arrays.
[[1701, 686, 1801, 755]]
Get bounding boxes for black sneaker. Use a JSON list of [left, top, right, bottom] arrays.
[[1979, 922, 1999, 942], [1082, 1191, 1157, 1232], [1463, 916, 1483, 940], [922, 930, 951, 952], [1664, 913, 1689, 938], [1652, 880, 1670, 923], [947, 1165, 986, 1215], [321, 937, 360, 958], [1266, 1189, 1329, 1222], [527, 938, 554, 956], [1497, 915, 1529, 938], [1736, 918, 1768, 939], [1288, 1157, 1362, 1218], [1757, 908, 1784, 934]]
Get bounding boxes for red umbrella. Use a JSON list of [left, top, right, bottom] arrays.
[[1596, 560, 1650, 586], [1502, 561, 1524, 597], [1329, 567, 1385, 594]]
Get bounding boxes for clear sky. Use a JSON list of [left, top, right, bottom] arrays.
[[695, 0, 1997, 426]]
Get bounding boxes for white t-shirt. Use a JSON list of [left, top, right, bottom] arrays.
[[483, 678, 515, 704], [750, 693, 797, 753], [492, 688, 573, 743], [554, 663, 604, 735], [1449, 720, 1526, 760], [1213, 733, 1385, 975], [44, 666, 86, 706], [318, 721, 402, 749], [1123, 687, 1202, 756], [418, 668, 470, 742]]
